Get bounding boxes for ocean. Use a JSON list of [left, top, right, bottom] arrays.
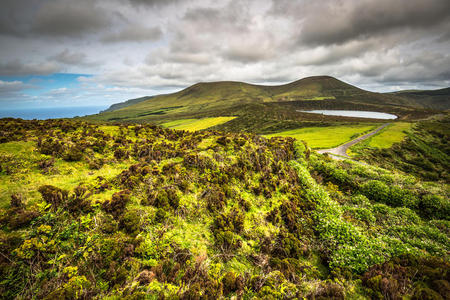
[[0, 106, 108, 120]]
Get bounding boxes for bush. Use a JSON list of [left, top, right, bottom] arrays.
[[114, 147, 129, 160], [221, 271, 244, 296], [38, 185, 69, 210], [102, 190, 131, 218], [146, 186, 179, 210], [419, 195, 449, 220], [271, 229, 306, 259], [211, 208, 245, 257], [361, 180, 417, 208], [67, 186, 92, 215], [119, 210, 141, 235], [202, 188, 226, 212], [360, 180, 390, 204], [62, 146, 83, 161]]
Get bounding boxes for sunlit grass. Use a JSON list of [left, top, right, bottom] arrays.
[[265, 124, 378, 149], [366, 122, 412, 148], [162, 117, 236, 131], [0, 140, 130, 207]]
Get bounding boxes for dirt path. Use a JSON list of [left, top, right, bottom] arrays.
[[317, 123, 391, 159]]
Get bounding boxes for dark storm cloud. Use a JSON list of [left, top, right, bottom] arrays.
[[126, 0, 180, 7], [0, 60, 60, 76], [0, 0, 448, 106], [170, 1, 279, 64], [48, 49, 99, 67], [101, 26, 162, 43], [0, 0, 41, 36], [296, 0, 450, 46], [31, 0, 111, 37]]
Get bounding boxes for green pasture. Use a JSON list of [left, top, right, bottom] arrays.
[[265, 124, 378, 149]]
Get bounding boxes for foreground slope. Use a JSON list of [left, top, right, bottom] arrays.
[[0, 119, 448, 299]]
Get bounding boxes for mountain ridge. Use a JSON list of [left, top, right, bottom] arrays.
[[103, 75, 416, 113], [88, 76, 446, 126]]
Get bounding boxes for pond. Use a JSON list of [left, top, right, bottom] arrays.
[[297, 110, 397, 119]]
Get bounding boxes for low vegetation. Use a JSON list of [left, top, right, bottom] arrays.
[[0, 118, 448, 299], [352, 118, 449, 182]]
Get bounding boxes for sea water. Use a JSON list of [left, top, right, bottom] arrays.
[[0, 106, 107, 120]]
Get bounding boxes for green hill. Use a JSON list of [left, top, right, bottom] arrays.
[[102, 96, 155, 113], [89, 76, 429, 126], [390, 87, 450, 110]]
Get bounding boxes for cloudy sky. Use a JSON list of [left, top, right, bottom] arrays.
[[1, 0, 449, 109]]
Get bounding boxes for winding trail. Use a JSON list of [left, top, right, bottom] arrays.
[[317, 123, 390, 160]]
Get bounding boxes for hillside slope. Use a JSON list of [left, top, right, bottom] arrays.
[[0, 119, 449, 299], [390, 87, 450, 110], [90, 76, 425, 124], [102, 96, 154, 113]]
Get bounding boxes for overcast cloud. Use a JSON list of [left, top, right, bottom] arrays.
[[0, 0, 449, 107]]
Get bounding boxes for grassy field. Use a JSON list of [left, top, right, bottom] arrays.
[[365, 122, 413, 148], [264, 124, 378, 149], [161, 116, 236, 131]]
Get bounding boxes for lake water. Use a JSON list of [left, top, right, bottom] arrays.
[[298, 110, 397, 119], [0, 106, 107, 120]]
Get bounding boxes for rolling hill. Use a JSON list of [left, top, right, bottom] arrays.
[[84, 76, 441, 132], [390, 87, 450, 110]]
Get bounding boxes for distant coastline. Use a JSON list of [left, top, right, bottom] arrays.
[[0, 106, 108, 120]]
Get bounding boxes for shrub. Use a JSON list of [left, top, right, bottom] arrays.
[[38, 185, 69, 210], [119, 210, 141, 235], [37, 158, 55, 173], [10, 193, 24, 209], [114, 147, 129, 160], [210, 208, 245, 257], [102, 190, 131, 218], [100, 215, 118, 234], [88, 158, 104, 170], [146, 186, 179, 210], [221, 271, 244, 296], [67, 186, 92, 215], [419, 194, 449, 220], [361, 180, 417, 208], [271, 229, 306, 259], [310, 281, 345, 299], [202, 188, 226, 212], [6, 210, 40, 229], [62, 146, 83, 161], [361, 180, 390, 204]]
